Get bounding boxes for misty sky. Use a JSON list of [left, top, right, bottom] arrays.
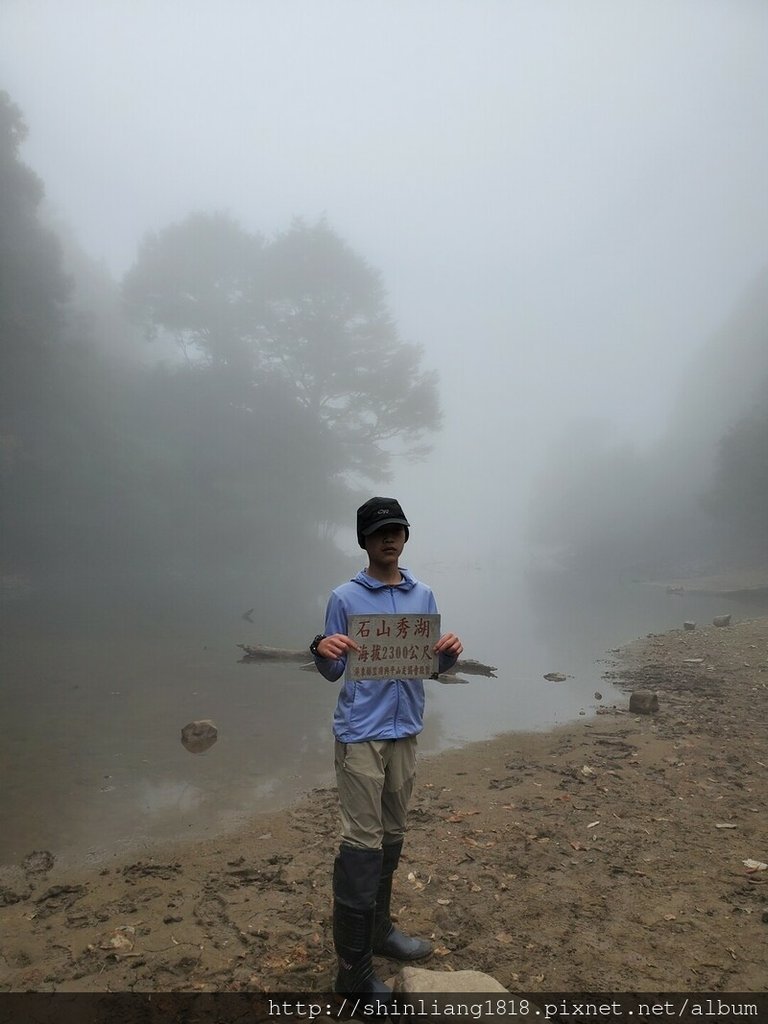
[[3, 0, 768, 561]]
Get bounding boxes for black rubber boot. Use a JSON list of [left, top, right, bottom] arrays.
[[332, 845, 393, 1014], [372, 840, 433, 961]]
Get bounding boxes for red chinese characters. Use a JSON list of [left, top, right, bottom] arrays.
[[346, 614, 440, 681]]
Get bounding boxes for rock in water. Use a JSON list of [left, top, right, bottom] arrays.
[[181, 719, 218, 754], [543, 672, 567, 682], [629, 690, 659, 715]]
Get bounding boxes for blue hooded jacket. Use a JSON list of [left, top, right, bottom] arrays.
[[314, 568, 457, 742]]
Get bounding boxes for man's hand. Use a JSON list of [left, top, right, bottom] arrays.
[[316, 634, 360, 659], [434, 632, 463, 658]]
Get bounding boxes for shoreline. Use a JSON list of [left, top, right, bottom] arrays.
[[643, 566, 768, 601], [1, 617, 766, 993], [1, 712, 613, 881]]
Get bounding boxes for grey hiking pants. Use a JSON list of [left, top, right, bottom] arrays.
[[334, 736, 417, 850]]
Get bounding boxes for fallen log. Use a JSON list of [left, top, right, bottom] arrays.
[[237, 643, 309, 662], [237, 643, 497, 677]]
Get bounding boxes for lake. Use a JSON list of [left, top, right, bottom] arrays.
[[3, 565, 764, 869]]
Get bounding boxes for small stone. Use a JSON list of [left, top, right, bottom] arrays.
[[629, 690, 659, 715], [683, 621, 696, 631], [181, 719, 218, 754], [713, 614, 732, 627]]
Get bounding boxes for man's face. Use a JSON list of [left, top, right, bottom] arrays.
[[364, 524, 407, 564]]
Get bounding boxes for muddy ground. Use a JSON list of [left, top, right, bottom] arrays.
[[1, 617, 766, 997]]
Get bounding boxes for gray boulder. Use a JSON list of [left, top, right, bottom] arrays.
[[394, 967, 508, 995], [181, 719, 218, 754], [629, 690, 659, 715], [392, 968, 546, 1021]]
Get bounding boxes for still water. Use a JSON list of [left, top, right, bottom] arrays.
[[3, 565, 765, 869]]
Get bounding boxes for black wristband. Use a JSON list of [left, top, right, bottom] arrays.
[[310, 634, 326, 657]]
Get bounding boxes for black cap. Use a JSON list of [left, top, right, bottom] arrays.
[[356, 497, 410, 548]]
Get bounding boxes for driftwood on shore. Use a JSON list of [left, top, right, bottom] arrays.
[[237, 643, 497, 677]]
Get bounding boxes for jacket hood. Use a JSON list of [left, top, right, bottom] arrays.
[[352, 567, 417, 591]]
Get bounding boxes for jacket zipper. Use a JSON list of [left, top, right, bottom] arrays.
[[389, 586, 400, 735]]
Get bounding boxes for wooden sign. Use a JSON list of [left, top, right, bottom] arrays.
[[345, 613, 440, 681]]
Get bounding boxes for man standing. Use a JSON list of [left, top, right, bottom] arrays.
[[311, 497, 463, 1001]]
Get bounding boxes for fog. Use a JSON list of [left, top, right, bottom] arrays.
[[5, 1, 768, 548], [2, 1, 768, 862]]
